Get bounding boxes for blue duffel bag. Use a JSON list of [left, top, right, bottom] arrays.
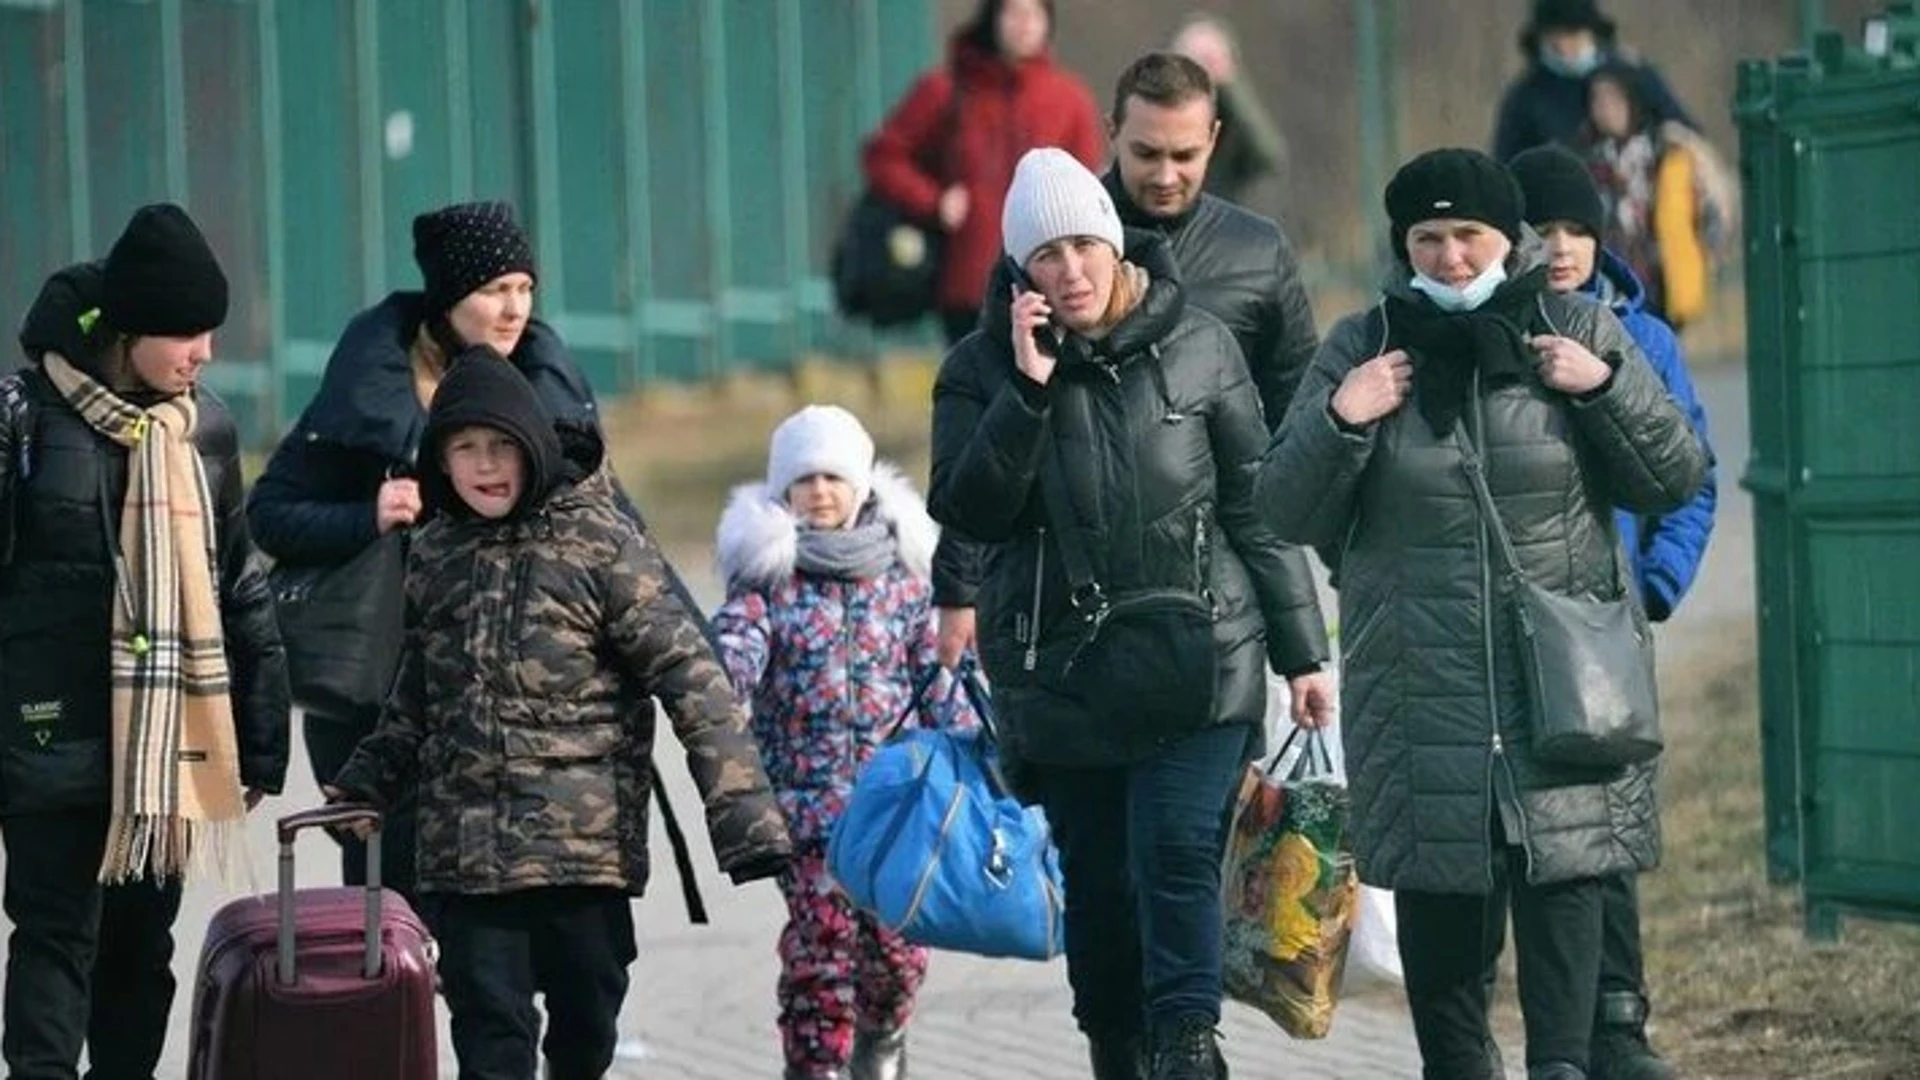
[[827, 667, 1064, 961]]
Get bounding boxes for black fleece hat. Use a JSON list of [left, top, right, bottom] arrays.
[[1528, 0, 1615, 36], [421, 346, 564, 518], [412, 201, 536, 318], [101, 204, 229, 337], [1385, 149, 1525, 262], [1509, 146, 1606, 239]]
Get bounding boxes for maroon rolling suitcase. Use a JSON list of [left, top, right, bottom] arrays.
[[187, 805, 438, 1079]]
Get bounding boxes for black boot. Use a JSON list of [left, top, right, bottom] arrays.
[[1591, 991, 1676, 1080], [1528, 1064, 1586, 1080], [850, 1025, 908, 1080], [1088, 1033, 1144, 1080], [1147, 1015, 1225, 1080]]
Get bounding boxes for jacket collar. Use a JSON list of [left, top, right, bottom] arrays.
[[1102, 167, 1210, 234], [979, 229, 1186, 369], [300, 292, 575, 463], [1584, 248, 1647, 315]]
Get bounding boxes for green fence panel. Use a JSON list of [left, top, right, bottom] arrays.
[[0, 0, 940, 441], [1738, 2, 1920, 938], [0, 6, 73, 331]]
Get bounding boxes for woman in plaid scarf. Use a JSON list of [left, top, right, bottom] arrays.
[[0, 204, 290, 1080]]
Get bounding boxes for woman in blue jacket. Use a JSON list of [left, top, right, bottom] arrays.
[[1512, 144, 1715, 1080]]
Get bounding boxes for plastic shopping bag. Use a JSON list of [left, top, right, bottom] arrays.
[[1222, 728, 1359, 1039]]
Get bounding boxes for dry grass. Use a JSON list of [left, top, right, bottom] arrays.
[[1639, 618, 1920, 1080]]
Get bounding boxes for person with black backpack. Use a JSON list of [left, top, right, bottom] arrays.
[[1, 204, 289, 1080]]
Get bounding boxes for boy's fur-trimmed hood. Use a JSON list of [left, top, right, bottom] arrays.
[[716, 462, 937, 591]]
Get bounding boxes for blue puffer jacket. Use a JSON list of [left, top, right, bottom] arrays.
[[1586, 250, 1717, 621]]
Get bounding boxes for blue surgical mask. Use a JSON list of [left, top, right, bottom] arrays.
[[1539, 42, 1601, 78], [1410, 261, 1509, 313]]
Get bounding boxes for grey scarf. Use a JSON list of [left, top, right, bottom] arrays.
[[795, 518, 896, 581]]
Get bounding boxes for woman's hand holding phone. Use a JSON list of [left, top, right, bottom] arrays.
[[1010, 283, 1057, 386]]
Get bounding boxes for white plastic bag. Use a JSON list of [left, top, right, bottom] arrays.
[[1343, 885, 1403, 991]]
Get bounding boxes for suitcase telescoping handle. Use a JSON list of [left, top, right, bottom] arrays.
[[274, 804, 385, 986]]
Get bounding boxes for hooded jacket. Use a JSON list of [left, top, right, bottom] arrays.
[[331, 422, 791, 894], [1256, 241, 1709, 893], [0, 262, 289, 813], [1586, 248, 1715, 621], [712, 465, 964, 846], [929, 232, 1329, 769]]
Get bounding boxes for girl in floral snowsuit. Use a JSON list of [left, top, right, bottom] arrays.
[[713, 404, 962, 1080]]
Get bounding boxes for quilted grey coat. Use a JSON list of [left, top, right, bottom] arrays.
[[1257, 268, 1708, 894]]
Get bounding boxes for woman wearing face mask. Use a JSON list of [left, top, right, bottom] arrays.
[[248, 200, 630, 900], [1, 205, 290, 1080], [931, 148, 1333, 1080], [1256, 149, 1708, 1080], [862, 0, 1104, 346], [1490, 0, 1691, 164]]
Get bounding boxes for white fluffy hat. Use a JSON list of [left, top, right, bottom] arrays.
[[1001, 147, 1125, 268], [767, 404, 876, 507]]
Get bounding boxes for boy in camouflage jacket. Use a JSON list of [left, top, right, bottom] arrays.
[[330, 348, 790, 1080]]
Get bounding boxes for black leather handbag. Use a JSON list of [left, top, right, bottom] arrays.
[[1031, 464, 1218, 754], [1458, 431, 1662, 768], [269, 532, 407, 719]]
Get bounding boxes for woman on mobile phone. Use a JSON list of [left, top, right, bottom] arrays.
[[927, 148, 1332, 1080]]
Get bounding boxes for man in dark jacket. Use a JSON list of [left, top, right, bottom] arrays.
[[1491, 0, 1692, 163], [2, 209, 290, 1080], [932, 50, 1321, 667]]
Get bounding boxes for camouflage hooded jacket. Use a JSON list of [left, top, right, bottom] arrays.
[[333, 443, 791, 896]]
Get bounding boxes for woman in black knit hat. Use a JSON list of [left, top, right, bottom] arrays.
[[1256, 149, 1709, 1080], [0, 204, 290, 1079], [247, 200, 692, 899]]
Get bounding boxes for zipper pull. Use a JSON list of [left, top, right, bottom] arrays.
[[1492, 733, 1505, 754]]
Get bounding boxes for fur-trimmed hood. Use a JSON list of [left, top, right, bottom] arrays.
[[716, 462, 938, 591]]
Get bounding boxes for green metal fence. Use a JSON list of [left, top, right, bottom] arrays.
[[0, 0, 936, 442], [1737, 2, 1920, 939]]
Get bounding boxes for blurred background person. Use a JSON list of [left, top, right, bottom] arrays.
[[1575, 62, 1736, 333], [1169, 12, 1287, 208], [1492, 0, 1692, 163], [863, 0, 1104, 346]]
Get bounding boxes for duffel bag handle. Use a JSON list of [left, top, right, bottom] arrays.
[[275, 804, 384, 985]]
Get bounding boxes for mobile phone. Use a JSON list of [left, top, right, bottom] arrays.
[[1007, 258, 1058, 357]]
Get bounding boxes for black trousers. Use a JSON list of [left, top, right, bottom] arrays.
[[1397, 843, 1604, 1077], [422, 887, 637, 1080], [1598, 870, 1647, 1003], [1, 807, 183, 1080], [303, 713, 417, 897]]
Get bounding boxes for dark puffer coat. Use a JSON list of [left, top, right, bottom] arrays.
[[0, 262, 290, 814], [928, 233, 1329, 770], [1257, 259, 1709, 894]]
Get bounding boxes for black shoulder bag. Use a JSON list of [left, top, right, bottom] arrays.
[[270, 530, 408, 720], [1457, 421, 1662, 768], [1031, 462, 1218, 751]]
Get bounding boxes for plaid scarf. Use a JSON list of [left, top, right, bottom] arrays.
[[42, 353, 244, 883]]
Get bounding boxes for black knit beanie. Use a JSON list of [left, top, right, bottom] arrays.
[[421, 346, 564, 518], [1384, 149, 1525, 263], [412, 201, 537, 318], [1509, 146, 1606, 239], [101, 204, 229, 337]]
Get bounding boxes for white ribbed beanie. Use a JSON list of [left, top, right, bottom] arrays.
[[1001, 148, 1125, 268], [767, 404, 876, 509]]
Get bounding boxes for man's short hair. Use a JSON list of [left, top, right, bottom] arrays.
[[1110, 52, 1216, 127]]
